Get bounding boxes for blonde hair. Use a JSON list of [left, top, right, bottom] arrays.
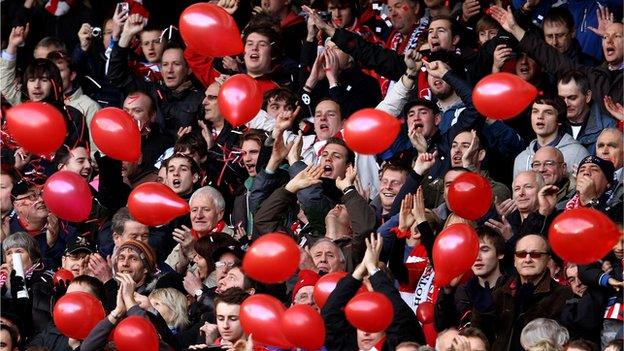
[[149, 288, 189, 329]]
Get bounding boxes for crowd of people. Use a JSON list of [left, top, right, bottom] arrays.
[[0, 0, 622, 350]]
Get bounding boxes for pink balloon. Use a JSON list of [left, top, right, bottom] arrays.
[[43, 171, 93, 222]]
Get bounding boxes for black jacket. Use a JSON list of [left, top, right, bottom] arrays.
[[322, 271, 426, 350], [107, 45, 204, 143]]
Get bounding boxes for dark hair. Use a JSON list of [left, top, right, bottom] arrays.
[[242, 25, 283, 61], [603, 339, 623, 351], [245, 13, 281, 33], [446, 166, 471, 174], [111, 207, 137, 235], [558, 69, 591, 95], [126, 90, 156, 115], [214, 287, 250, 307], [476, 226, 505, 256], [226, 262, 257, 292], [565, 339, 598, 351], [163, 153, 201, 175], [174, 133, 208, 161], [35, 36, 67, 53], [534, 95, 567, 123], [0, 324, 18, 349], [543, 7, 575, 32], [459, 327, 490, 351], [430, 15, 461, 38], [71, 275, 107, 303], [326, 0, 360, 17], [0, 164, 18, 185], [54, 143, 90, 168], [263, 87, 298, 111], [476, 16, 501, 33], [316, 97, 343, 119], [325, 137, 355, 165], [22, 58, 63, 101]]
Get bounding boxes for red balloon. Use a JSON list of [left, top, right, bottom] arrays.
[[127, 182, 190, 226], [6, 102, 67, 155], [113, 316, 159, 351], [217, 74, 263, 127], [416, 302, 434, 324], [53, 268, 74, 285], [447, 172, 493, 220], [473, 73, 538, 120], [239, 294, 292, 349], [242, 233, 300, 284], [345, 291, 394, 333], [433, 224, 480, 286], [43, 171, 93, 222], [179, 3, 243, 57], [282, 305, 325, 350], [314, 271, 348, 309], [343, 108, 401, 155], [53, 292, 105, 339], [90, 107, 141, 162], [549, 208, 620, 264]]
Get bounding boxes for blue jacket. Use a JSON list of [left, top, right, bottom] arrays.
[[562, 101, 617, 153]]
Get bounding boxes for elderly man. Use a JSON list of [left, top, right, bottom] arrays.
[[530, 146, 575, 210], [166, 186, 233, 273], [595, 128, 623, 208], [472, 234, 573, 351], [308, 238, 346, 274]]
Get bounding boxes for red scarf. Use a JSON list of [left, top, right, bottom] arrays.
[[190, 220, 227, 240]]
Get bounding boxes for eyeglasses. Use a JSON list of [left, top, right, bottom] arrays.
[[514, 251, 549, 259], [530, 160, 563, 169], [215, 261, 235, 269]]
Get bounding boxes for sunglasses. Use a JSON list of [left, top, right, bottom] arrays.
[[515, 251, 549, 259]]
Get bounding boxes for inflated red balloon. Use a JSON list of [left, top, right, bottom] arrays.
[[43, 171, 93, 222], [416, 302, 434, 324], [240, 294, 292, 349], [282, 305, 325, 350], [343, 108, 400, 155], [90, 107, 141, 162], [127, 182, 190, 226], [433, 224, 480, 286], [179, 3, 243, 57], [549, 208, 620, 264], [473, 73, 538, 120], [53, 291, 105, 339], [242, 233, 300, 284], [217, 74, 263, 127], [447, 172, 493, 220], [6, 102, 67, 155], [314, 271, 348, 309], [53, 268, 74, 285], [113, 316, 159, 351], [345, 291, 394, 333]]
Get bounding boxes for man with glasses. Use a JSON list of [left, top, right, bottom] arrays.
[[530, 146, 575, 210], [472, 234, 573, 351]]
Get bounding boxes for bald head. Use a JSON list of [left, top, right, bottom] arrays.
[[532, 146, 566, 185], [436, 328, 459, 351]]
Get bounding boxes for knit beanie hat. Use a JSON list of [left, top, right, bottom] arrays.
[[118, 239, 156, 273]]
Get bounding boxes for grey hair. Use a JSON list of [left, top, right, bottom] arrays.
[[3, 232, 42, 263], [189, 186, 225, 212], [148, 288, 190, 329], [310, 238, 346, 264], [514, 170, 545, 190], [520, 318, 569, 350]]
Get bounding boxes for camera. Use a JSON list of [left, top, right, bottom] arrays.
[[91, 27, 102, 37], [317, 11, 332, 22]]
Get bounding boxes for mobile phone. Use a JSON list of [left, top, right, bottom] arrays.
[[116, 2, 129, 15]]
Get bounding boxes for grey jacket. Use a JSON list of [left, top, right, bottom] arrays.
[[513, 133, 589, 179]]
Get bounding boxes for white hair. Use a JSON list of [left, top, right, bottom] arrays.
[[190, 186, 225, 212], [520, 318, 569, 350]]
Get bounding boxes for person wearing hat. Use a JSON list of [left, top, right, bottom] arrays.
[[291, 269, 320, 311], [61, 235, 94, 278], [565, 155, 621, 219]]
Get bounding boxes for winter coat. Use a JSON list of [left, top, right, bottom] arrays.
[[513, 133, 589, 178]]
